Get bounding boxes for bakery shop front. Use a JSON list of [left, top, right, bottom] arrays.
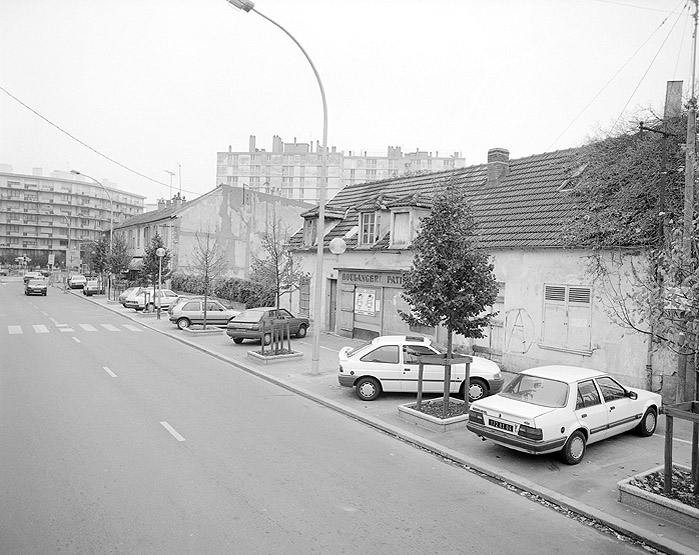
[[337, 268, 417, 340]]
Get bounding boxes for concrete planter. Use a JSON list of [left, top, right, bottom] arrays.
[[247, 350, 304, 365], [397, 398, 469, 433], [617, 465, 699, 530], [183, 327, 225, 336]]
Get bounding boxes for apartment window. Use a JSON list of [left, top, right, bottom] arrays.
[[7, 225, 19, 233], [81, 219, 90, 227], [8, 189, 20, 198], [282, 166, 293, 176], [24, 194, 38, 202], [8, 180, 20, 188], [367, 169, 377, 179], [359, 212, 376, 245], [542, 284, 592, 353]]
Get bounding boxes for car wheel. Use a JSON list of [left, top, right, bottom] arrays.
[[43, 292, 47, 296], [635, 407, 657, 437], [355, 377, 381, 401], [464, 378, 488, 402], [262, 333, 272, 346], [177, 318, 191, 330], [296, 324, 308, 338], [233, 338, 244, 344], [561, 430, 586, 465]]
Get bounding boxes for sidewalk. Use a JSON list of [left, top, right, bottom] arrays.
[[82, 290, 699, 555]]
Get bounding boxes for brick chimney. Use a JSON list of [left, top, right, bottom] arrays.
[[487, 148, 510, 185], [157, 198, 166, 210]]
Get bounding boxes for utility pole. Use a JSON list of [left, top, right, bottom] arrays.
[[681, 0, 699, 402]]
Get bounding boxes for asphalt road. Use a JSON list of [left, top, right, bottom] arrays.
[[0, 281, 655, 554]]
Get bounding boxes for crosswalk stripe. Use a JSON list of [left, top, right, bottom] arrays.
[[58, 327, 74, 332], [33, 325, 49, 333], [8, 326, 22, 334], [100, 324, 121, 332], [79, 324, 98, 332], [122, 324, 143, 332]]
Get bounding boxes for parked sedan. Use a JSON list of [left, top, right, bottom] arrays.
[[338, 335, 504, 402], [466, 365, 662, 465], [82, 279, 102, 296], [25, 278, 48, 296], [226, 307, 309, 345], [118, 286, 142, 307], [124, 288, 179, 312], [68, 274, 87, 289], [169, 299, 242, 329]]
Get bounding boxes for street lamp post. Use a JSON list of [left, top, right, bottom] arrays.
[[225, 0, 328, 374], [62, 214, 71, 272], [71, 170, 114, 295]]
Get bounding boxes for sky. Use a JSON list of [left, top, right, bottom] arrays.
[[0, 0, 694, 205]]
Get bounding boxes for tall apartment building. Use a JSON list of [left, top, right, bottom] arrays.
[[216, 135, 466, 203], [0, 166, 146, 269]]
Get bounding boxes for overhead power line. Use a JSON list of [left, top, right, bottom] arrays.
[[0, 83, 200, 197]]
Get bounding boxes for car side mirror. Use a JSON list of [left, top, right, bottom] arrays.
[[627, 391, 638, 400]]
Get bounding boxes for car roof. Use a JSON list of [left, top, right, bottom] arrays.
[[370, 335, 430, 345], [520, 365, 607, 383]]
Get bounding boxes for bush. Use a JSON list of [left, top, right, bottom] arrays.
[[171, 273, 274, 309]]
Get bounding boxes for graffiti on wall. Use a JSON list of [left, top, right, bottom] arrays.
[[504, 308, 536, 354]]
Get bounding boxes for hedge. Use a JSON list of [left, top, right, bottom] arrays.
[[170, 273, 275, 309]]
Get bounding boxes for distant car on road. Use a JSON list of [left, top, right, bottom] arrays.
[[169, 299, 242, 329], [83, 279, 102, 296], [226, 307, 309, 345], [338, 335, 504, 402], [466, 365, 662, 465], [25, 278, 48, 296], [23, 271, 44, 284], [68, 274, 87, 289]]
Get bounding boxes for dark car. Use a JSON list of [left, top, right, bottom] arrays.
[[226, 307, 309, 345], [25, 278, 48, 296], [169, 299, 242, 329]]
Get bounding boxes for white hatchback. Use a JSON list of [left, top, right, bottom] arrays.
[[338, 335, 504, 402], [467, 365, 662, 464]]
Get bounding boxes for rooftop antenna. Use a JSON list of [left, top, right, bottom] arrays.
[[165, 170, 175, 199]]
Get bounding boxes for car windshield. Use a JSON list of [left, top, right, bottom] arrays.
[[28, 279, 45, 285], [236, 310, 266, 320], [499, 374, 569, 408]]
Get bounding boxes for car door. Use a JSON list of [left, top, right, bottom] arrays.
[[401, 344, 448, 393], [573, 379, 609, 444], [594, 376, 641, 438], [275, 309, 297, 334], [205, 301, 226, 326], [357, 344, 401, 393]]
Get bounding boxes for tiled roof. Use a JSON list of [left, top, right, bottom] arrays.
[[116, 203, 182, 228], [290, 148, 579, 251]]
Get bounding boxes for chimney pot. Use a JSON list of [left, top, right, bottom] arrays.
[[487, 148, 510, 185]]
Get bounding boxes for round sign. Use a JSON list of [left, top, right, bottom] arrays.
[[329, 237, 346, 255], [156, 248, 166, 257]]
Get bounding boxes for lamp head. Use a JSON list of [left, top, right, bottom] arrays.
[[70, 170, 81, 175], [226, 0, 254, 11]]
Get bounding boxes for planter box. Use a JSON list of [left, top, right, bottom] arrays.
[[617, 465, 699, 530], [397, 398, 469, 433], [247, 350, 304, 365], [183, 327, 224, 336]]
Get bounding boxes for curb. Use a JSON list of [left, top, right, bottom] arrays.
[[75, 289, 698, 555]]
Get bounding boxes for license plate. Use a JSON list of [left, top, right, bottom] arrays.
[[488, 418, 514, 432]]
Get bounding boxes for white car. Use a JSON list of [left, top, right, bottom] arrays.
[[466, 365, 662, 465], [338, 335, 504, 402], [124, 288, 179, 312], [68, 274, 87, 289]]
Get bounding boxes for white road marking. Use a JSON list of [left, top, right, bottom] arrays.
[[122, 324, 143, 332], [58, 327, 74, 332], [103, 366, 117, 378], [50, 318, 59, 325], [79, 324, 98, 332], [40, 311, 48, 316], [32, 325, 49, 333], [72, 337, 81, 343], [100, 324, 121, 332], [8, 326, 22, 335], [160, 421, 186, 442]]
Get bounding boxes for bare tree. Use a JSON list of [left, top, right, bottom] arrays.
[[192, 229, 228, 329]]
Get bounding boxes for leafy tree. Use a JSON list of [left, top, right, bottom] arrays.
[[562, 111, 698, 401], [399, 178, 499, 411], [250, 219, 307, 309], [139, 233, 171, 310], [191, 229, 228, 329], [108, 233, 132, 278]]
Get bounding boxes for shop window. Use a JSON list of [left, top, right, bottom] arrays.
[[541, 284, 591, 353]]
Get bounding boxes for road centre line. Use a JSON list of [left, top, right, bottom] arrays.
[[103, 366, 117, 378], [160, 421, 186, 442]]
